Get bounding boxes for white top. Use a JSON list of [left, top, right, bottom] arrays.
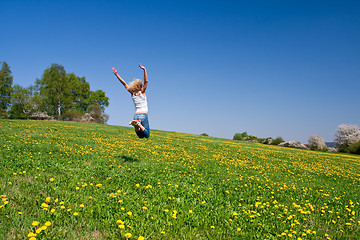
[[131, 93, 148, 113]]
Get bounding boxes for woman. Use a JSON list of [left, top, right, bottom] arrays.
[[112, 64, 150, 138]]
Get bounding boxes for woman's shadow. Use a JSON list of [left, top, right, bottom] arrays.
[[119, 155, 139, 163]]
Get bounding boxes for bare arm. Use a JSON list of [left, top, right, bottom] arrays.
[[139, 64, 148, 93], [112, 67, 131, 93]]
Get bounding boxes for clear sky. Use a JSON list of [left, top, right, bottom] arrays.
[[1, 0, 360, 143]]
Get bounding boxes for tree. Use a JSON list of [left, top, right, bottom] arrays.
[[308, 135, 327, 151], [89, 89, 109, 110], [67, 73, 91, 112], [36, 64, 71, 120], [9, 85, 31, 119], [334, 124, 360, 151], [0, 61, 13, 117]]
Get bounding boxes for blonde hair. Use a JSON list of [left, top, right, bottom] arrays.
[[128, 79, 143, 93]]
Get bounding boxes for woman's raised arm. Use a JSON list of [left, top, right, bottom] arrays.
[[112, 67, 130, 92], [139, 64, 148, 93]]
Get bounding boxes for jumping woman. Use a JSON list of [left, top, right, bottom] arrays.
[[112, 64, 150, 138]]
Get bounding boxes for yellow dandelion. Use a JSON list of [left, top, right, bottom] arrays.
[[80, 204, 85, 208], [73, 212, 78, 216], [45, 221, 51, 226], [125, 232, 132, 238], [32, 221, 39, 226], [127, 211, 132, 216], [27, 232, 37, 237], [138, 236, 144, 240], [189, 210, 193, 213], [211, 226, 215, 229], [119, 224, 125, 229]]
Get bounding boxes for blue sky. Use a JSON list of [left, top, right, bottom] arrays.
[[1, 0, 360, 143]]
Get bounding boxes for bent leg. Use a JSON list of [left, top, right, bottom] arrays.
[[133, 113, 150, 139]]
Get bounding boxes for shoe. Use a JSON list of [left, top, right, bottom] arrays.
[[129, 120, 141, 127]]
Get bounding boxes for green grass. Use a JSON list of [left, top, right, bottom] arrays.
[[1, 119, 359, 240]]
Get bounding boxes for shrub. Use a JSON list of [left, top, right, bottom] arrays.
[[308, 135, 327, 151], [271, 137, 284, 145], [63, 110, 83, 122], [334, 124, 360, 151], [88, 103, 109, 124], [200, 133, 209, 136], [233, 132, 248, 141], [263, 138, 273, 144], [348, 140, 360, 155]]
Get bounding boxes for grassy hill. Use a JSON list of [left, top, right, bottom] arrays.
[[1, 119, 359, 239]]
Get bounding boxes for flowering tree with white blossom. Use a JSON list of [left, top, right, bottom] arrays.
[[308, 135, 326, 150], [334, 124, 360, 150]]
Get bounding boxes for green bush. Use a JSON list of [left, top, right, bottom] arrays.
[[233, 132, 248, 141], [63, 110, 83, 121], [271, 137, 284, 145], [263, 138, 273, 144], [348, 140, 360, 155]]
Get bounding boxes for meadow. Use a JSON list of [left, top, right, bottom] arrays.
[[0, 119, 359, 240]]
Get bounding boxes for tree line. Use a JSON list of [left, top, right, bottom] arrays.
[[0, 61, 109, 123], [232, 124, 360, 155]]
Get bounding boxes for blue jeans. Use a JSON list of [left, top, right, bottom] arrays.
[[133, 113, 150, 138]]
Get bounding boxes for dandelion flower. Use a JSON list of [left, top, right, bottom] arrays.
[[32, 221, 39, 226], [27, 232, 37, 237], [127, 211, 132, 216], [73, 212, 78, 216], [138, 236, 144, 240], [45, 221, 51, 226], [211, 226, 215, 229], [119, 224, 125, 229], [125, 232, 132, 238]]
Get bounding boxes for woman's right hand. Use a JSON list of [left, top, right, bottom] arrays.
[[112, 67, 118, 75], [139, 64, 146, 70]]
